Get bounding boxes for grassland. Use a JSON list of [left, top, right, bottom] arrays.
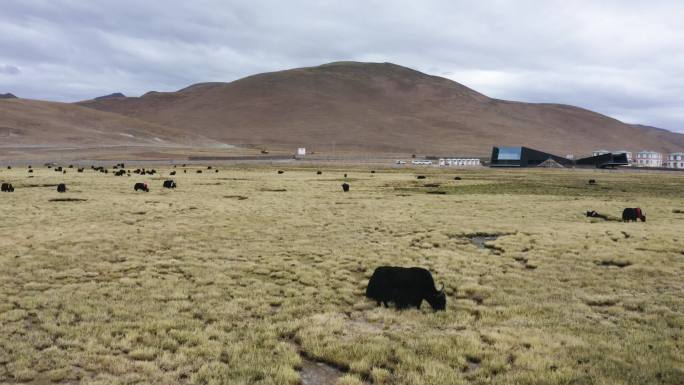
[[0, 165, 683, 385]]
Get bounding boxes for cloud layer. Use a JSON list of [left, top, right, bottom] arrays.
[[1, 0, 682, 132]]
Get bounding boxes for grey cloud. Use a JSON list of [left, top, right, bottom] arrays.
[[0, 65, 20, 75], [0, 0, 682, 132]]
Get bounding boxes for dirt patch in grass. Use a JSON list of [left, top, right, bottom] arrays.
[[224, 195, 248, 200], [596, 259, 632, 268], [22, 183, 59, 188], [300, 358, 346, 385], [463, 232, 512, 249]]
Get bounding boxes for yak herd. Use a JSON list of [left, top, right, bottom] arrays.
[[1, 165, 649, 312]]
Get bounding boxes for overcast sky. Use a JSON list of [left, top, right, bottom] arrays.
[[1, 0, 682, 132]]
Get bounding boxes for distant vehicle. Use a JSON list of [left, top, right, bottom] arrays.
[[395, 160, 406, 164], [411, 160, 433, 165]]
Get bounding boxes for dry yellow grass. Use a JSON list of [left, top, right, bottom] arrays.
[[0, 165, 683, 385]]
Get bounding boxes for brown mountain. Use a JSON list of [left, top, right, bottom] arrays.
[[0, 98, 221, 148], [71, 61, 683, 156]]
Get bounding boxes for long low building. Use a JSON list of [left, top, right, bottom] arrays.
[[490, 146, 574, 167], [438, 158, 481, 167], [490, 146, 630, 168]]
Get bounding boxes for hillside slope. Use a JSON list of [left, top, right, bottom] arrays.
[[0, 98, 221, 148], [72, 61, 684, 156]]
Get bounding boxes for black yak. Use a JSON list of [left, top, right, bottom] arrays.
[[366, 266, 446, 311], [57, 183, 67, 193], [417, 175, 426, 180], [317, 171, 322, 175], [163, 180, 176, 189], [170, 171, 176, 176], [342, 183, 350, 192], [454, 176, 462, 181], [588, 179, 596, 185], [278, 170, 284, 174], [1, 183, 14, 192], [134, 183, 149, 192], [622, 208, 646, 222]]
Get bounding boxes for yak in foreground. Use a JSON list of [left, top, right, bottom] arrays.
[[366, 266, 446, 311]]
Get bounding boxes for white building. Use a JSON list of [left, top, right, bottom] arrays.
[[438, 158, 481, 167], [635, 151, 663, 167], [296, 148, 306, 156], [411, 160, 433, 165], [664, 152, 684, 169]]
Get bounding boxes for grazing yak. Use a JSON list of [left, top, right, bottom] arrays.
[[454, 176, 462, 181], [417, 175, 426, 180], [588, 179, 596, 185], [114, 170, 126, 176], [28, 169, 33, 173], [57, 183, 67, 193], [278, 170, 284, 174], [366, 266, 446, 311], [170, 171, 176, 176], [163, 180, 177, 189], [77, 168, 84, 173], [342, 183, 350, 192], [623, 208, 646, 222], [317, 171, 322, 175], [134, 183, 149, 192], [1, 183, 14, 192]]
